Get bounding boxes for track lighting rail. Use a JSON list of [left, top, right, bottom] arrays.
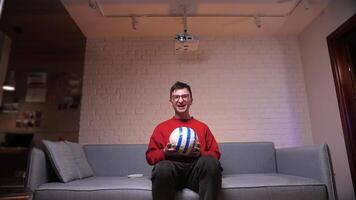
[[89, 0, 306, 19]]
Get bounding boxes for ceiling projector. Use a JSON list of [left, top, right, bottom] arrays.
[[175, 34, 199, 52]]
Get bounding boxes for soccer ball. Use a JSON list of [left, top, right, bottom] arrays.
[[169, 127, 198, 156]]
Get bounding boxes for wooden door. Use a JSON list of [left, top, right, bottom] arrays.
[[328, 14, 356, 193]]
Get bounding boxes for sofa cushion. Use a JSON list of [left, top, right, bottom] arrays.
[[221, 173, 327, 200], [34, 174, 327, 200], [177, 173, 326, 200], [65, 141, 93, 178], [35, 176, 198, 200], [35, 176, 152, 200], [42, 140, 80, 182], [83, 142, 277, 177], [219, 142, 277, 174], [36, 176, 151, 191], [222, 173, 323, 188], [84, 144, 153, 176]]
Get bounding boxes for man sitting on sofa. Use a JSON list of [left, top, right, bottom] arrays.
[[146, 81, 222, 200]]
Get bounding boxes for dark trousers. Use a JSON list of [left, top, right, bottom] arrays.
[[151, 156, 222, 200]]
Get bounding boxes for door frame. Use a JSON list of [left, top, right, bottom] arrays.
[[327, 14, 356, 193]]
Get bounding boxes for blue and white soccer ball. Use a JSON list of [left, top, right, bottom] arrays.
[[169, 127, 198, 156]]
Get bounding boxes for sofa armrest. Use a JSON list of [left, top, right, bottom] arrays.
[[26, 148, 50, 192], [276, 144, 337, 200]]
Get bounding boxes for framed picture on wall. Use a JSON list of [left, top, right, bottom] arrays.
[[2, 103, 18, 113], [25, 72, 47, 102], [27, 72, 47, 87], [25, 88, 47, 103]]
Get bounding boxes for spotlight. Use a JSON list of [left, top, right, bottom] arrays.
[[254, 16, 261, 29], [302, 0, 310, 11]]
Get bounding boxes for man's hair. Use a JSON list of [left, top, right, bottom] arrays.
[[170, 81, 193, 98]]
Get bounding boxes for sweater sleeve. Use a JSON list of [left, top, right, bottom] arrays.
[[146, 126, 166, 165], [200, 127, 221, 160]]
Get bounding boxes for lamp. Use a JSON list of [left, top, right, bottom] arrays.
[[254, 16, 261, 28], [2, 70, 16, 91], [302, 0, 310, 11]]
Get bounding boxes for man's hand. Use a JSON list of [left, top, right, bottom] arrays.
[[190, 141, 201, 157], [164, 142, 201, 157], [163, 143, 179, 157]]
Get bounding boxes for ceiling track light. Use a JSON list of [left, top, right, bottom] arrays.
[[131, 16, 138, 30], [88, 0, 98, 10], [254, 15, 261, 28], [302, 0, 311, 11]]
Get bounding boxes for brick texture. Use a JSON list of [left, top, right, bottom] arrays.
[[80, 37, 313, 148]]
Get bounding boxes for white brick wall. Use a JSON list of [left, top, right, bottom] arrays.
[[80, 36, 313, 148]]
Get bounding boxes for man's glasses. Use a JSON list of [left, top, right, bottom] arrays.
[[171, 94, 190, 102]]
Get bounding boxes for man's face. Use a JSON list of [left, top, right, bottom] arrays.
[[170, 88, 193, 115]]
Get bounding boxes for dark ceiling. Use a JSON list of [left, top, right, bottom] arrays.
[[0, 0, 85, 40]]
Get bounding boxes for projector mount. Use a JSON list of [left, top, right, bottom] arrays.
[[174, 6, 199, 52], [175, 7, 190, 42]]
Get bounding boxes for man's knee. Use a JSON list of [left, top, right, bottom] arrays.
[[196, 156, 222, 175], [152, 160, 175, 180]]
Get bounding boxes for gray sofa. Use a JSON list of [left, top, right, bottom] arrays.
[[27, 142, 337, 200]]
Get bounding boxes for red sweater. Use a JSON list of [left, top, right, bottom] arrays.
[[146, 117, 220, 165]]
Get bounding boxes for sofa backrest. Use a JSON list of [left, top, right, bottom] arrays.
[[84, 142, 277, 176], [219, 142, 277, 174], [84, 144, 153, 176]]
